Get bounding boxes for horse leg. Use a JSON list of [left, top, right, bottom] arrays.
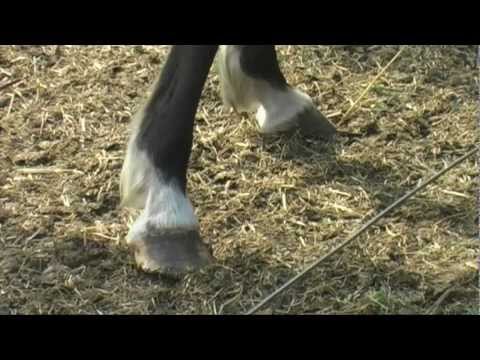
[[218, 45, 336, 138], [120, 45, 219, 273]]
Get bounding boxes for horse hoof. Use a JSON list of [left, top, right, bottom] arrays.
[[297, 107, 337, 141], [129, 229, 213, 274]]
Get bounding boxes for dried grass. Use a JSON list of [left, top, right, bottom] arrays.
[[0, 45, 478, 314]]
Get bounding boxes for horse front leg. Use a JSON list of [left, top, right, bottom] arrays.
[[120, 45, 219, 273]]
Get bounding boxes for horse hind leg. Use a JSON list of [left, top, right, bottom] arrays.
[[218, 45, 336, 139]]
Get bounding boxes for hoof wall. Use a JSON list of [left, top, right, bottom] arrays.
[[130, 229, 213, 275]]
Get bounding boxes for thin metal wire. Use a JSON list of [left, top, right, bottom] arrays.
[[245, 147, 478, 315]]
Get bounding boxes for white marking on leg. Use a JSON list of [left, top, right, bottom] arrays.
[[120, 109, 152, 209], [255, 88, 313, 134], [120, 71, 165, 209], [120, 108, 199, 245], [218, 45, 315, 134], [126, 177, 199, 245], [218, 45, 260, 113]]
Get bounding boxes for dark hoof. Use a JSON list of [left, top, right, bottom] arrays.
[[296, 107, 337, 141], [130, 229, 214, 274]]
